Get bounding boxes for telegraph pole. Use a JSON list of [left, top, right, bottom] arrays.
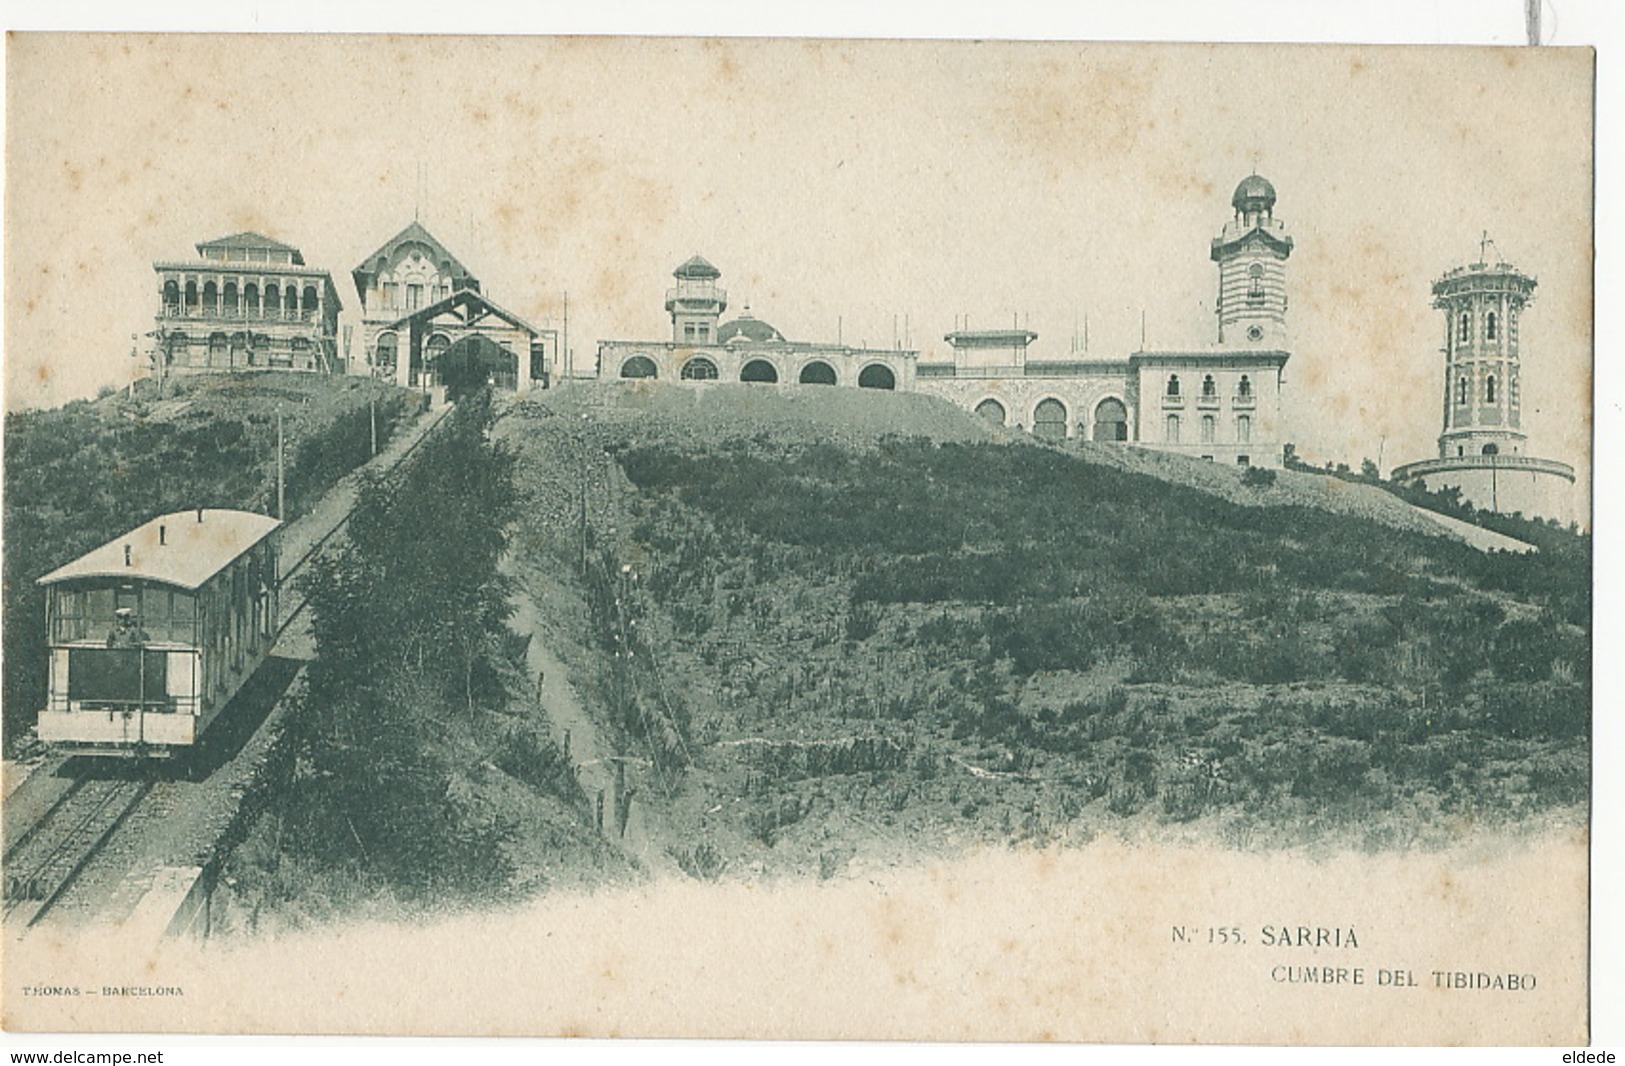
[[276, 411, 286, 520]]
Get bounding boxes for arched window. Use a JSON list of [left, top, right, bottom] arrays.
[[222, 281, 239, 315], [162, 279, 180, 313], [1237, 374, 1252, 398], [1486, 311, 1498, 341], [1236, 414, 1252, 443], [1202, 374, 1217, 398], [302, 285, 319, 320], [620, 355, 658, 379], [1485, 375, 1497, 403], [1482, 443, 1499, 456], [1165, 413, 1181, 443], [1092, 397, 1129, 441], [975, 398, 1007, 425], [243, 282, 259, 316], [1200, 415, 1216, 443], [857, 364, 895, 390], [1457, 376, 1469, 405], [1166, 374, 1181, 397], [1248, 262, 1265, 301], [799, 361, 837, 385], [202, 281, 219, 315], [681, 356, 719, 380], [1033, 398, 1068, 440], [1459, 311, 1471, 342], [741, 359, 779, 383], [184, 280, 199, 313], [375, 332, 398, 373], [265, 283, 281, 316]]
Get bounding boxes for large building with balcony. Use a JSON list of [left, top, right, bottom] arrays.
[[910, 174, 1292, 468], [593, 255, 918, 390], [152, 232, 343, 374], [353, 221, 553, 393], [1391, 252, 1575, 523]]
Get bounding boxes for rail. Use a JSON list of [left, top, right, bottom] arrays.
[[4, 777, 154, 928]]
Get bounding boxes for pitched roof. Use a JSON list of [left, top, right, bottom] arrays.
[[673, 254, 721, 279], [353, 221, 474, 281], [38, 510, 280, 591], [385, 286, 539, 337], [196, 231, 305, 264]]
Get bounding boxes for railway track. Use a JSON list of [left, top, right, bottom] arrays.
[[3, 775, 154, 929], [274, 400, 455, 635]]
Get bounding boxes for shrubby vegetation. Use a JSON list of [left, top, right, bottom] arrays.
[[606, 435, 1589, 848], [234, 391, 594, 917], [2, 373, 419, 752]]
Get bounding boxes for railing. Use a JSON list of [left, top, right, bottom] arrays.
[[1391, 454, 1577, 483], [664, 286, 727, 306], [159, 306, 317, 323], [1196, 392, 1221, 408], [1232, 391, 1256, 408], [1161, 394, 1185, 408]]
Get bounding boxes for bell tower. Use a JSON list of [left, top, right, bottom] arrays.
[[1432, 241, 1535, 460], [1211, 174, 1293, 349], [666, 254, 727, 345]]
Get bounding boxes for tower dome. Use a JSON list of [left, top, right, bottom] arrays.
[[1232, 174, 1277, 215], [718, 309, 785, 344]]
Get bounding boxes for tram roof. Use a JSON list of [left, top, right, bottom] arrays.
[[38, 509, 280, 590]]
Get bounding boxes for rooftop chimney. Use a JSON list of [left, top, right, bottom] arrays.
[[196, 507, 204, 523], [124, 544, 132, 567], [159, 524, 167, 546]]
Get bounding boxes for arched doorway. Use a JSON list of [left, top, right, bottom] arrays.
[[1092, 398, 1129, 441], [741, 359, 779, 383], [620, 355, 658, 379], [858, 364, 895, 390], [425, 333, 451, 383], [375, 332, 398, 375], [681, 356, 720, 380], [799, 360, 837, 385], [975, 398, 1006, 425], [1033, 398, 1068, 440]]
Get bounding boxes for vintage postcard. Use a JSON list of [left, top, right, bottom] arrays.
[[1, 33, 1596, 1045]]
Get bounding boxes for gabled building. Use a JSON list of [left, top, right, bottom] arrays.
[[152, 232, 342, 375], [353, 221, 555, 392]]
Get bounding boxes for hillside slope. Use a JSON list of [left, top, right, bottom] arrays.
[[500, 382, 1589, 875]]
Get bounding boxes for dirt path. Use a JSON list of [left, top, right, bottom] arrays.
[[504, 571, 674, 875]]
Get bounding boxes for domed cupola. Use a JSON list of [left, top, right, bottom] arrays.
[[1232, 173, 1277, 218], [718, 308, 785, 345]]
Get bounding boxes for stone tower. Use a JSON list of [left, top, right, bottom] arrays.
[[1392, 246, 1575, 523], [666, 255, 727, 345], [1431, 252, 1536, 460], [1210, 174, 1293, 349]]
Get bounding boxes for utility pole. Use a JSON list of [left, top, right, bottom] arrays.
[[276, 410, 286, 521], [370, 400, 378, 458], [562, 290, 570, 383]]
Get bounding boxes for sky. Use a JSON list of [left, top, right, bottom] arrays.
[[4, 34, 1593, 504]]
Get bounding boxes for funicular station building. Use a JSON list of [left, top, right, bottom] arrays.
[[353, 222, 556, 393], [152, 232, 343, 375]]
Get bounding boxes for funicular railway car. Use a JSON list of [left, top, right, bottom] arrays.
[[36, 509, 280, 758]]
